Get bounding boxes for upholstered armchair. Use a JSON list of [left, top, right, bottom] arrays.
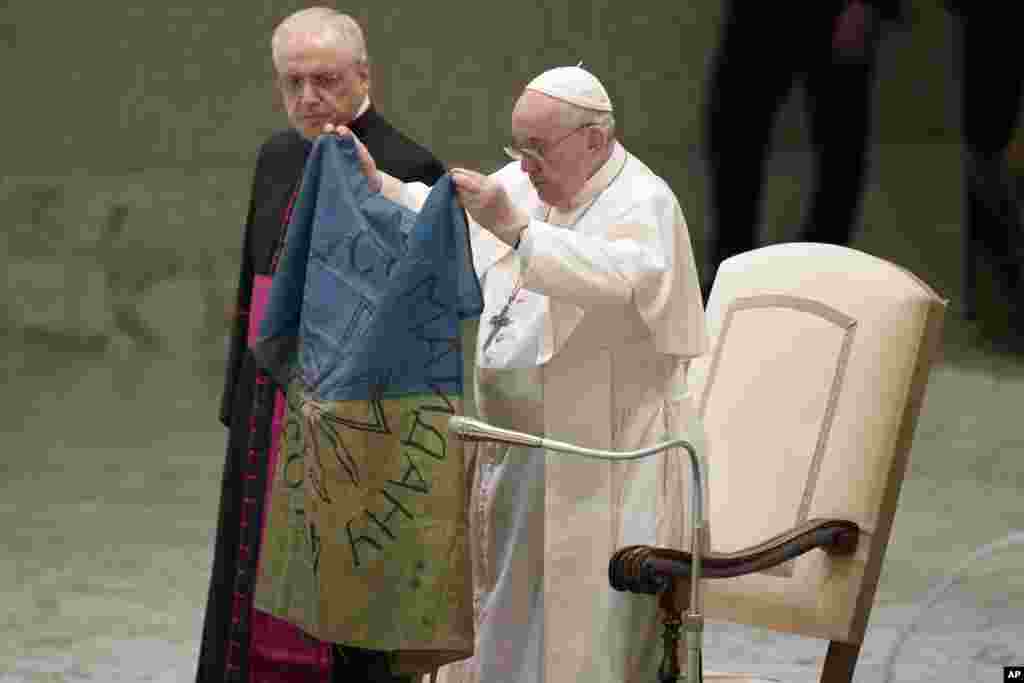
[[451, 243, 947, 682], [610, 243, 947, 681]]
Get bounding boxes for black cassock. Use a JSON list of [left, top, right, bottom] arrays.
[[196, 107, 445, 683]]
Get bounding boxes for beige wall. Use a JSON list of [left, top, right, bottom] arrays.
[[1, 1, 971, 353], [4, 1, 961, 174]]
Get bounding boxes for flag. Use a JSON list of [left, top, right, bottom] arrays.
[[252, 134, 483, 674]]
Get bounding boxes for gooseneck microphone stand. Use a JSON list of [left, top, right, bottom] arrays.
[[448, 415, 706, 683]]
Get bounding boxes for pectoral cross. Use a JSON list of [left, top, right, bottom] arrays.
[[481, 281, 522, 354]]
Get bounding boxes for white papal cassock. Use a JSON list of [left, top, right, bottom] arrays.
[[383, 140, 709, 683]]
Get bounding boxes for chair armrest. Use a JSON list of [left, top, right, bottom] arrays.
[[609, 518, 859, 594]]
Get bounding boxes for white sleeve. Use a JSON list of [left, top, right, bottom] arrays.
[[517, 196, 672, 309], [379, 172, 431, 211]]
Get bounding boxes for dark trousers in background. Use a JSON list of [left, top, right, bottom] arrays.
[[956, 8, 1024, 323], [703, 1, 877, 290], [331, 646, 416, 683]]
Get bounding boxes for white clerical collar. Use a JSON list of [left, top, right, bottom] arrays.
[[557, 141, 627, 216], [354, 95, 371, 120]]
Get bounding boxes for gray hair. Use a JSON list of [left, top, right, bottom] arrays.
[[559, 102, 616, 140], [271, 8, 369, 69]]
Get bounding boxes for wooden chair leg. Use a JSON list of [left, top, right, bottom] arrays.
[[820, 640, 861, 683], [657, 579, 689, 683]]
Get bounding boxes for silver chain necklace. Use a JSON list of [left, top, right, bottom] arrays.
[[481, 155, 629, 355]]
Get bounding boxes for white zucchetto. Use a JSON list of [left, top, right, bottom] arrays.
[[524, 65, 613, 112]]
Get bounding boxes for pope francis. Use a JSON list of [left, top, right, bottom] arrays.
[[329, 65, 709, 683]]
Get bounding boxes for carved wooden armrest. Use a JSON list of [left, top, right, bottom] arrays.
[[609, 518, 859, 594], [609, 518, 859, 682]]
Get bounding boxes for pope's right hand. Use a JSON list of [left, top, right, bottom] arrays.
[[324, 123, 382, 194]]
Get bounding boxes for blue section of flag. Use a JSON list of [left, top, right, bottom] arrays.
[[257, 135, 483, 401]]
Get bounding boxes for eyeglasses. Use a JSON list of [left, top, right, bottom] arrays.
[[277, 71, 348, 98], [504, 123, 598, 164]]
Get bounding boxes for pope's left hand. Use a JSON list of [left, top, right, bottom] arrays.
[[451, 168, 529, 246]]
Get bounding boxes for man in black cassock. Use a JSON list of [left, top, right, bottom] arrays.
[[196, 8, 444, 683]]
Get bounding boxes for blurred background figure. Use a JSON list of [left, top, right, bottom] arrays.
[[702, 0, 903, 295], [946, 1, 1024, 341]]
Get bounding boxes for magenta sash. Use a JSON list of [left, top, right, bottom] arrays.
[[246, 274, 332, 682]]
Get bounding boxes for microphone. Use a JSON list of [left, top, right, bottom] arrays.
[[447, 414, 707, 683], [447, 415, 544, 449], [448, 415, 696, 463]]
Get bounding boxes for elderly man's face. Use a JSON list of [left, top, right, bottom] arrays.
[[275, 35, 369, 140], [509, 91, 600, 209]]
